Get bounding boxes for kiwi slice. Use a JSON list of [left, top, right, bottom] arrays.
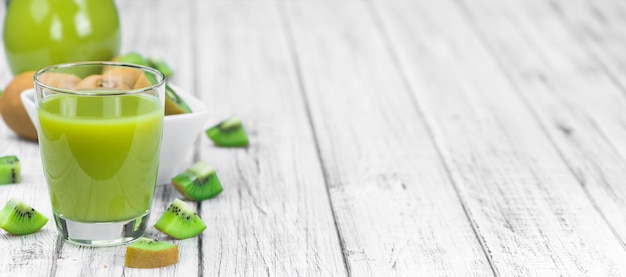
[[125, 237, 179, 268], [206, 116, 250, 147], [0, 155, 20, 185], [0, 198, 48, 235], [154, 199, 207, 239], [164, 85, 192, 114], [172, 161, 223, 201], [116, 52, 192, 115]]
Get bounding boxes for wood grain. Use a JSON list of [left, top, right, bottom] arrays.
[[193, 1, 346, 276], [2, 0, 626, 275], [457, 0, 626, 259], [284, 1, 493, 276], [548, 0, 626, 157], [375, 0, 626, 275]]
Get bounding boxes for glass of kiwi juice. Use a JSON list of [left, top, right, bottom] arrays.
[[34, 62, 165, 246]]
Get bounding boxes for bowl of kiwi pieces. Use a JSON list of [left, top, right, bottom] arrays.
[[18, 54, 210, 185]]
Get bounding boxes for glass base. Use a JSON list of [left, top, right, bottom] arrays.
[[54, 212, 150, 247]]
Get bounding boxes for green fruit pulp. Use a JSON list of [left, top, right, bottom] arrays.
[[172, 161, 223, 201], [187, 161, 214, 177], [154, 199, 206, 239], [148, 57, 174, 78], [172, 173, 223, 201], [0, 198, 48, 235], [220, 116, 242, 129], [165, 85, 192, 113], [0, 155, 20, 185], [3, 0, 121, 75], [38, 94, 163, 222], [128, 237, 176, 251], [117, 52, 151, 67], [206, 116, 249, 147]]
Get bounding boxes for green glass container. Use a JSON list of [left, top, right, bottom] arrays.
[[3, 0, 121, 75]]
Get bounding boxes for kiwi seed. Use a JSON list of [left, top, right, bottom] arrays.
[[0, 198, 48, 235], [154, 199, 207, 239]]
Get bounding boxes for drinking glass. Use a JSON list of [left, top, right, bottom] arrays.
[[34, 62, 165, 246]]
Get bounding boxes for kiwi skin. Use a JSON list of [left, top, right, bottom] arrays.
[[0, 71, 38, 141], [164, 85, 192, 115], [125, 237, 179, 268]]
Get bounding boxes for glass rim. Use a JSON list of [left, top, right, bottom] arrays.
[[34, 61, 166, 96]]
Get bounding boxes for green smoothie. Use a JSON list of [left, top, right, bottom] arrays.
[[38, 94, 163, 222]]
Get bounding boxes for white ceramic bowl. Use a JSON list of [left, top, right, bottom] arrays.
[[21, 84, 209, 185]]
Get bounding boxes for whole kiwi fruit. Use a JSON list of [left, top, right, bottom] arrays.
[[0, 71, 38, 141]]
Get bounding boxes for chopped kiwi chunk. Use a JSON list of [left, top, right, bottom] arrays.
[[117, 52, 151, 67], [125, 237, 179, 268], [154, 199, 206, 239], [164, 85, 192, 114], [0, 198, 48, 235], [0, 155, 20, 185], [172, 161, 223, 201], [148, 56, 174, 78], [116, 52, 191, 114], [206, 116, 249, 147]]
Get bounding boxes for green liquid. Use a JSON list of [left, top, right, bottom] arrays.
[[38, 94, 163, 222], [3, 0, 120, 74]]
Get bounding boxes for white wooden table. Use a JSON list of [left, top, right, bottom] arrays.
[[2, 0, 626, 275]]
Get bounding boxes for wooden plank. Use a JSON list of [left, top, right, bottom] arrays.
[[283, 1, 493, 276], [50, 1, 199, 276], [375, 0, 626, 275], [0, 147, 56, 276], [0, 3, 59, 277], [193, 1, 347, 276], [546, 0, 626, 157], [457, 0, 626, 258], [550, 0, 626, 80]]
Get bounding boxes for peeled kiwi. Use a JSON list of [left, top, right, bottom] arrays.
[[172, 161, 223, 201], [206, 116, 250, 147], [125, 237, 179, 268], [154, 199, 206, 239], [0, 155, 20, 185], [0, 198, 48, 235]]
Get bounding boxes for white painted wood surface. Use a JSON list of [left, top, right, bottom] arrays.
[[1, 0, 626, 276], [375, 1, 626, 275]]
